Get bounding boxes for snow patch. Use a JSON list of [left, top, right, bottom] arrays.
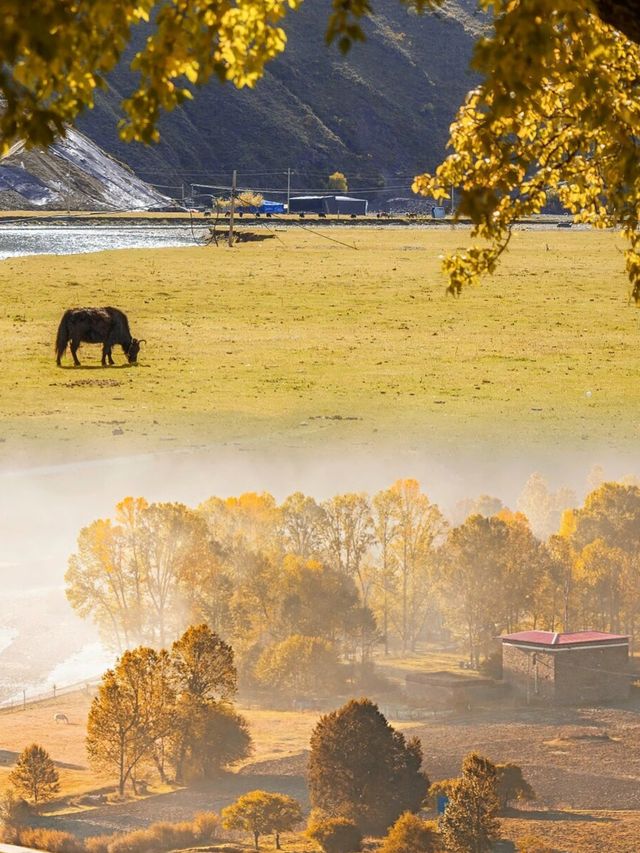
[[0, 163, 60, 206], [51, 128, 167, 209]]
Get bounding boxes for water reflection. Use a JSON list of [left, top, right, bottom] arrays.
[[0, 224, 208, 259]]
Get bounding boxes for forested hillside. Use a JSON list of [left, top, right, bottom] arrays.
[[76, 1, 481, 193]]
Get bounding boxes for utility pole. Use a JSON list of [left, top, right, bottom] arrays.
[[286, 167, 291, 214], [66, 163, 71, 216], [228, 169, 237, 247]]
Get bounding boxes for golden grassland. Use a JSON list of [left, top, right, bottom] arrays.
[[0, 693, 319, 801], [500, 811, 640, 853], [4, 689, 640, 850], [1, 227, 639, 467]]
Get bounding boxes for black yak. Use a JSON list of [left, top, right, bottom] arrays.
[[55, 307, 144, 367]]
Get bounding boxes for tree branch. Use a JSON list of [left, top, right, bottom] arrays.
[[594, 0, 640, 45]]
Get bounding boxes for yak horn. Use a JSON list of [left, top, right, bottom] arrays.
[[138, 339, 147, 345]]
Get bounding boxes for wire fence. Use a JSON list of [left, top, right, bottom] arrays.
[[0, 676, 102, 714]]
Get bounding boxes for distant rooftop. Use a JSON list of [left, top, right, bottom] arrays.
[[501, 630, 629, 647]]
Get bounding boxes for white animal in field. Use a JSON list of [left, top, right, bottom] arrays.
[[53, 712, 69, 724]]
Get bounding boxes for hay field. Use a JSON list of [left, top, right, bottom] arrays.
[[0, 226, 638, 468]]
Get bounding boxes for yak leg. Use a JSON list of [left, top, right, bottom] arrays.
[[102, 344, 114, 366], [69, 339, 81, 366]]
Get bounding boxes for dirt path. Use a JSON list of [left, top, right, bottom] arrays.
[[49, 768, 309, 840]]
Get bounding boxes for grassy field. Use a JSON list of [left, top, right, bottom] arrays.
[[0, 226, 638, 468], [4, 688, 640, 849]]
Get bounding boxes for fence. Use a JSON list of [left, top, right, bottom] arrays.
[[0, 676, 102, 714]]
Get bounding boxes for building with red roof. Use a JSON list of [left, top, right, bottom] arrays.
[[500, 630, 630, 705]]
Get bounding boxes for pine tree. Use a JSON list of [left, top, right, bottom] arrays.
[[440, 753, 501, 853], [9, 744, 60, 805], [308, 698, 429, 835]]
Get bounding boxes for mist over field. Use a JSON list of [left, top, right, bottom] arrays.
[[1, 439, 638, 702]]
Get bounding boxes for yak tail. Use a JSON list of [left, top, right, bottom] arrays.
[[55, 311, 70, 363]]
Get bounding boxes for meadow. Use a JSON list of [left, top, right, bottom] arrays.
[[0, 226, 638, 468], [4, 687, 640, 851]]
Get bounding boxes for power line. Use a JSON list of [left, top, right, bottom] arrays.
[[189, 183, 413, 195]]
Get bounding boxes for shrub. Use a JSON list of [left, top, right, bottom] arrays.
[[192, 811, 220, 842], [18, 828, 84, 853], [307, 816, 363, 853], [377, 812, 440, 853], [85, 836, 111, 853], [91, 812, 221, 853], [479, 650, 502, 679], [106, 829, 151, 853], [145, 819, 195, 849], [0, 788, 33, 837]]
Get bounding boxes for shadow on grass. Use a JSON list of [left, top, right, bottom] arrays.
[[506, 808, 616, 823], [0, 748, 85, 770], [56, 363, 138, 370]]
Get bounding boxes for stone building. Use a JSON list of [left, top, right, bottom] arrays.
[[405, 670, 500, 709], [501, 630, 630, 705]]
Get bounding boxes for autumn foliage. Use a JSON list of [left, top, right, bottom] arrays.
[[66, 479, 640, 678]]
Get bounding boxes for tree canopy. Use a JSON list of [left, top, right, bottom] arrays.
[[412, 0, 640, 297], [8, 744, 60, 806], [86, 626, 250, 793], [222, 790, 302, 851], [308, 698, 428, 835]]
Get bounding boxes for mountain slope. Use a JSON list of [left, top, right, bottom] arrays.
[[76, 1, 481, 196], [0, 128, 167, 210]]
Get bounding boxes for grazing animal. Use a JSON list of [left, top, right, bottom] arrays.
[[54, 713, 69, 724], [55, 306, 144, 367]]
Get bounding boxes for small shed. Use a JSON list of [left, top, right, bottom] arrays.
[[288, 195, 368, 215], [324, 195, 368, 215], [405, 670, 498, 709], [501, 630, 630, 705], [288, 195, 326, 214]]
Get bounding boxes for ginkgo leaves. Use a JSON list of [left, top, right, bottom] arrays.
[[0, 0, 303, 150], [413, 0, 640, 296]]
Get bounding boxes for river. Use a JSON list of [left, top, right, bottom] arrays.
[[0, 223, 209, 260]]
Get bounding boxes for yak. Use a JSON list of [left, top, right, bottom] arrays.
[[55, 306, 144, 367]]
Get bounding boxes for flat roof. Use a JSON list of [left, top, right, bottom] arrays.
[[501, 630, 629, 648], [406, 671, 493, 687]]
